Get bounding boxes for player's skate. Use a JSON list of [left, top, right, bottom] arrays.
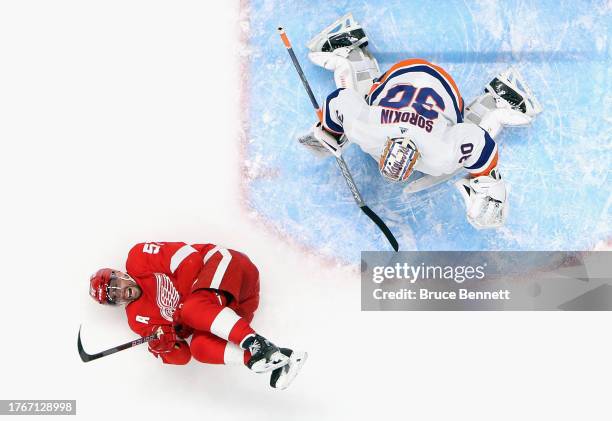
[[242, 334, 289, 373], [307, 13, 380, 94], [465, 67, 542, 138], [270, 348, 308, 390]]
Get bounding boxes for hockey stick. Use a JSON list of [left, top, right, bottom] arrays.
[[77, 325, 158, 362], [277, 27, 399, 252]]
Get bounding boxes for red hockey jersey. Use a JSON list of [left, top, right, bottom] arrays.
[[124, 242, 260, 336]]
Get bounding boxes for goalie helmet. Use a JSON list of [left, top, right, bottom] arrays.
[[379, 137, 420, 183]]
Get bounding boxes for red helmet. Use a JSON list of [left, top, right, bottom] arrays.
[[89, 268, 114, 304]]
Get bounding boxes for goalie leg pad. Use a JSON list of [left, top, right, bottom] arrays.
[[455, 171, 508, 229]]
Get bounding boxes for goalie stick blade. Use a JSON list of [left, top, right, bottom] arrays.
[[360, 205, 399, 251]]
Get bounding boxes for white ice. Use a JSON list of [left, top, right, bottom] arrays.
[[1, 2, 611, 421]]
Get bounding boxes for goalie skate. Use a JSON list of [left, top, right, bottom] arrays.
[[486, 67, 542, 118], [307, 13, 368, 53], [307, 13, 380, 94], [465, 67, 542, 137]]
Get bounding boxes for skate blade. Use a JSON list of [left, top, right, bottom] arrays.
[[273, 351, 308, 390], [307, 12, 357, 50], [250, 352, 289, 374]]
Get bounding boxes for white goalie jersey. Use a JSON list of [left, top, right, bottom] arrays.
[[322, 59, 499, 178]]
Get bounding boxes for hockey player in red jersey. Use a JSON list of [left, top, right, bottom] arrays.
[[89, 241, 306, 390]]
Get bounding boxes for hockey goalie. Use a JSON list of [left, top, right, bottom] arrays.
[[301, 14, 542, 229], [88, 241, 306, 390]]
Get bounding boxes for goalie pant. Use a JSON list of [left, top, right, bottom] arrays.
[[124, 242, 260, 365]]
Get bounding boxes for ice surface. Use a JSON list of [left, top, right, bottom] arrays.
[[2, 3, 611, 420], [244, 0, 611, 259]]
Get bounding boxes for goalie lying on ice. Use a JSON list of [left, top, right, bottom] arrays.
[[88, 241, 306, 390], [300, 13, 542, 229]]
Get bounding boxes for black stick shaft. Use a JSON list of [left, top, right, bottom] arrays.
[[277, 27, 399, 252], [278, 27, 321, 113], [77, 325, 158, 362]]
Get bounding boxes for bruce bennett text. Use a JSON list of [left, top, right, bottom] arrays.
[[373, 288, 511, 301]]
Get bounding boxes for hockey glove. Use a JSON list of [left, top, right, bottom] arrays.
[[170, 303, 194, 339], [455, 170, 508, 229], [298, 122, 346, 158], [147, 325, 179, 355]]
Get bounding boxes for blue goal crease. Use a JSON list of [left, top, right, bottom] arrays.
[[244, 0, 612, 260]]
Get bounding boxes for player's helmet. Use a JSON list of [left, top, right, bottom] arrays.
[[90, 269, 140, 305], [89, 268, 114, 305], [379, 137, 420, 182]]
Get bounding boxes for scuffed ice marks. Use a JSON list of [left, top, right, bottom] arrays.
[[243, 0, 611, 261]]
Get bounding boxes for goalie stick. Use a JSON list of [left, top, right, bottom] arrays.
[[277, 27, 399, 252], [77, 325, 158, 362]]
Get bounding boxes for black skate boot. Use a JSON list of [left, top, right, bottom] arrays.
[[241, 334, 288, 373], [484, 67, 543, 116]]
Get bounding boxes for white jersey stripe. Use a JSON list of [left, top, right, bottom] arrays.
[[223, 342, 245, 365], [210, 307, 240, 341], [194, 246, 232, 291], [169, 244, 197, 273], [203, 246, 221, 264], [209, 248, 232, 289]]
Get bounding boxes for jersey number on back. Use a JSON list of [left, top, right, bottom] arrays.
[[379, 85, 445, 120], [143, 243, 161, 254]]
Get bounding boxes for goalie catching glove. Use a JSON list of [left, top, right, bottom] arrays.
[[455, 169, 508, 229]]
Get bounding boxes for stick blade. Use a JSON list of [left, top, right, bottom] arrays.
[[77, 325, 94, 362], [360, 205, 399, 251]]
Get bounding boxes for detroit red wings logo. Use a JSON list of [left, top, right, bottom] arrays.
[[155, 273, 180, 321]]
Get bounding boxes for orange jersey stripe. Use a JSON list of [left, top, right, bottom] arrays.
[[369, 58, 463, 110], [470, 151, 499, 177]]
